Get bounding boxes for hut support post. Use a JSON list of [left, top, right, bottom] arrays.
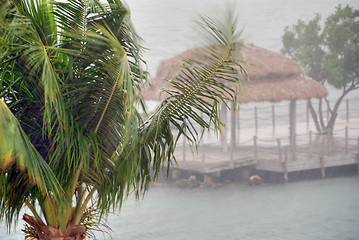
[[357, 137, 359, 174], [289, 100, 297, 151], [231, 107, 236, 149], [230, 107, 236, 167], [220, 104, 228, 153]]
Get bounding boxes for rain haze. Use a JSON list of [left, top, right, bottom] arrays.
[[1, 0, 359, 240], [114, 1, 359, 239]]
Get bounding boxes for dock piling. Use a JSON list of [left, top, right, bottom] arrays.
[[282, 148, 288, 182], [320, 157, 326, 178]]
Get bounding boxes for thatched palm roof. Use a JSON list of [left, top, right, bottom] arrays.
[[142, 44, 328, 103]]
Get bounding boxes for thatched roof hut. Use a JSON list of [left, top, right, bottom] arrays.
[[142, 44, 328, 148], [142, 44, 328, 102]]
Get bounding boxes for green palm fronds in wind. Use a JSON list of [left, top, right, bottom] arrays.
[[0, 0, 245, 238]]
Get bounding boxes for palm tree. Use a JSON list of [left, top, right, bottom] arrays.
[[0, 0, 245, 239]]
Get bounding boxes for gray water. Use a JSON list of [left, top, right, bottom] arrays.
[[2, 177, 359, 239], [100, 177, 359, 240], [2, 0, 359, 239]]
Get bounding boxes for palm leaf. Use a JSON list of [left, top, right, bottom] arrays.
[[135, 9, 246, 187], [0, 99, 64, 227]]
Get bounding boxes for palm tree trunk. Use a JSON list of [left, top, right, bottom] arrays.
[[23, 214, 86, 240]]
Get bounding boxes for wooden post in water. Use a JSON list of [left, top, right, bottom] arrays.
[[320, 136, 325, 178], [254, 106, 258, 136], [283, 148, 288, 182], [357, 138, 359, 174], [320, 157, 326, 179], [272, 105, 275, 137], [345, 126, 349, 154]]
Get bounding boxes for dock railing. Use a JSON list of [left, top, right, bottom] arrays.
[[173, 98, 359, 177]]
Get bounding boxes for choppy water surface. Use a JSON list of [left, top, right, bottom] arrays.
[[101, 177, 359, 240], [2, 177, 359, 239]]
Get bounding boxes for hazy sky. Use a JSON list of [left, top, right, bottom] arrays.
[[127, 0, 359, 75]]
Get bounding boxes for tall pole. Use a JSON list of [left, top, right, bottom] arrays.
[[231, 105, 236, 149], [220, 104, 228, 153], [289, 100, 297, 151]]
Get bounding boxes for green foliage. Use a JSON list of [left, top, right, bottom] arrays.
[[282, 14, 326, 82], [282, 4, 359, 89], [281, 4, 359, 133], [324, 5, 359, 89], [0, 0, 244, 236]]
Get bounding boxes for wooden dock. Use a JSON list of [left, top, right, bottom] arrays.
[[172, 134, 359, 182], [168, 99, 359, 182]]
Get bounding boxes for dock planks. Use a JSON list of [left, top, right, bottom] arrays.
[[173, 139, 359, 177]]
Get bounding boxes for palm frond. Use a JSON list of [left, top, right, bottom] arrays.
[[0, 99, 64, 227], [138, 8, 246, 185]]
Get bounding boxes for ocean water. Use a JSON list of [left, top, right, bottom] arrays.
[[2, 0, 359, 239], [2, 176, 359, 239], [99, 176, 359, 240]]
